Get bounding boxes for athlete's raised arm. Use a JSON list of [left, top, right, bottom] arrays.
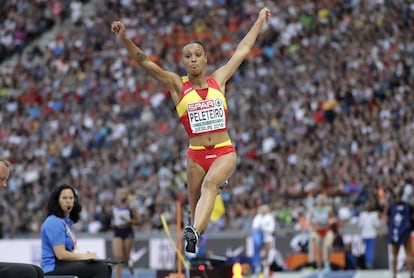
[[212, 7, 271, 90], [111, 21, 182, 103]]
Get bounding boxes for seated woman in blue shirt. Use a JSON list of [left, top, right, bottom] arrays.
[[40, 184, 112, 278]]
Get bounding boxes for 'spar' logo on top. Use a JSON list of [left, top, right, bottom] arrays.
[[188, 100, 215, 111]]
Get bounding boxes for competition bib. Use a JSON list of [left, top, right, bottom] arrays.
[[187, 98, 226, 134], [113, 208, 131, 226]]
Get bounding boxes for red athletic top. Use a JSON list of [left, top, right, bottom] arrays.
[[175, 76, 228, 138]]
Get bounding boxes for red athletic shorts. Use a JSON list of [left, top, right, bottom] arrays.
[[316, 226, 330, 237], [187, 140, 236, 171]]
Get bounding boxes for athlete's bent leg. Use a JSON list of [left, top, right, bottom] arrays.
[[391, 244, 400, 278], [323, 230, 334, 271], [124, 237, 134, 274], [193, 152, 236, 234], [112, 237, 124, 278]]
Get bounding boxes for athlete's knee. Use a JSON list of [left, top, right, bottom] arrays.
[[324, 234, 334, 248], [202, 176, 220, 192]]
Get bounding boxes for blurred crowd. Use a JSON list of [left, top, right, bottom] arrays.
[[0, 0, 414, 238], [0, 0, 85, 63]]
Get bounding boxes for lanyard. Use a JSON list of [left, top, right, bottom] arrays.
[[61, 218, 77, 250]]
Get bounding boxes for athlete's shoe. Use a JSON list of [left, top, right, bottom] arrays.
[[128, 259, 134, 275], [183, 226, 199, 257], [218, 180, 229, 192], [323, 261, 331, 273]]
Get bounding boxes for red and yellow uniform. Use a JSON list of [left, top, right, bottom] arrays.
[[176, 76, 236, 170], [176, 76, 228, 138]]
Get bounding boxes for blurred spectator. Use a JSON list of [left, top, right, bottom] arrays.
[[310, 193, 335, 272], [0, 1, 75, 63], [401, 177, 414, 206], [251, 204, 276, 276], [358, 200, 381, 269]]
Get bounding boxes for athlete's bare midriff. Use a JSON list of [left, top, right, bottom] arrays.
[[189, 131, 231, 147]]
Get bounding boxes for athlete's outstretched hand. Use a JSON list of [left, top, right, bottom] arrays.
[[258, 7, 271, 23], [111, 21, 126, 39]]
